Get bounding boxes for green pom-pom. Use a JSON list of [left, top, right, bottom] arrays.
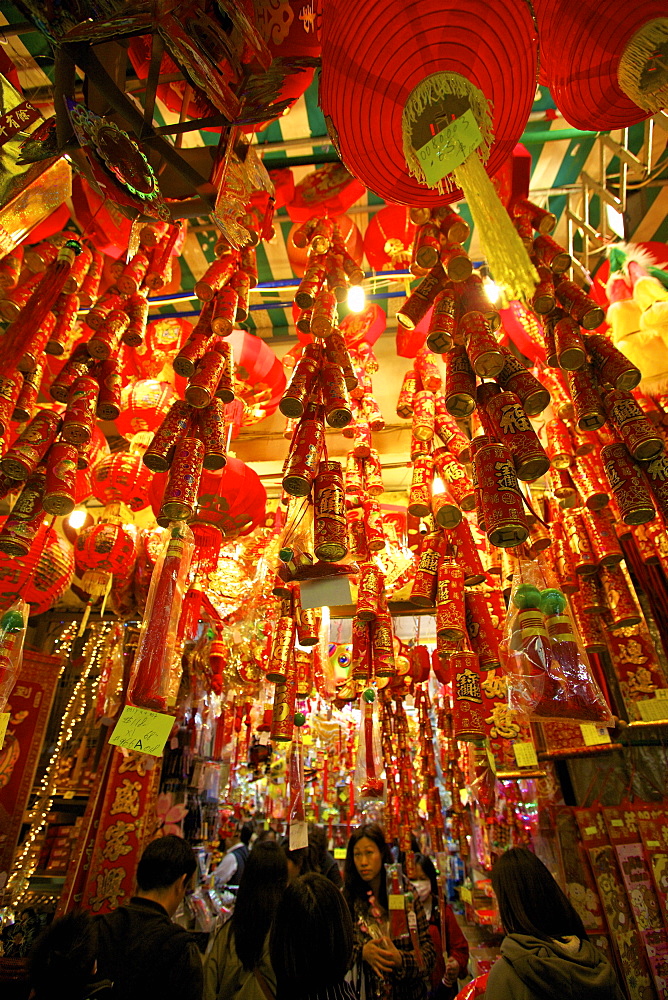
[[512, 584, 542, 610], [294, 712, 306, 727], [540, 588, 567, 615], [362, 688, 376, 703], [1, 610, 24, 632]]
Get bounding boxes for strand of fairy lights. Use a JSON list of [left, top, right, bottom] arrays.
[[7, 623, 112, 903]]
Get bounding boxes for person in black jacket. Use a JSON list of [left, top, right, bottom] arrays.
[[484, 847, 624, 1000], [93, 834, 203, 1000], [28, 910, 112, 1000]]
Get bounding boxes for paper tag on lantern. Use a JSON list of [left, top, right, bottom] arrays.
[[636, 697, 668, 722], [513, 741, 538, 768], [289, 820, 308, 850], [0, 712, 9, 749], [109, 705, 175, 756], [580, 724, 612, 746], [333, 847, 346, 860], [415, 109, 483, 187], [388, 894, 405, 910]]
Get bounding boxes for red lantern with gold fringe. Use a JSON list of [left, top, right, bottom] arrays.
[[114, 380, 178, 439]]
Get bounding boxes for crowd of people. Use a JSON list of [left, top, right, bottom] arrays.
[[26, 826, 624, 1000]]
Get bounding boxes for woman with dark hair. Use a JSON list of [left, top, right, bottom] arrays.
[[308, 824, 343, 888], [412, 854, 469, 1000], [281, 838, 315, 882], [270, 872, 354, 1000], [28, 911, 112, 1000], [204, 841, 288, 1000], [485, 847, 624, 999], [343, 824, 435, 1000]]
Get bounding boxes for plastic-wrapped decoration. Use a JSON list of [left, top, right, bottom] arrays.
[[0, 599, 29, 712], [128, 521, 195, 712], [355, 692, 385, 801]]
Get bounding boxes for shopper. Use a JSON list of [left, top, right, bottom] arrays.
[[93, 835, 203, 1000], [28, 910, 111, 1000], [281, 837, 315, 881], [270, 872, 355, 1000], [344, 823, 435, 1000], [485, 847, 624, 1000], [213, 821, 254, 892], [204, 840, 288, 1000], [308, 824, 343, 888], [412, 854, 469, 1000]]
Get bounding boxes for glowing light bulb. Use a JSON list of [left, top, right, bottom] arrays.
[[483, 277, 501, 304], [432, 476, 446, 496], [68, 508, 87, 530], [347, 285, 366, 313]]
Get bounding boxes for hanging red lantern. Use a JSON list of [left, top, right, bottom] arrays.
[[364, 206, 416, 271], [91, 450, 155, 512], [148, 456, 266, 538], [114, 379, 178, 439], [286, 163, 367, 223], [23, 528, 75, 616], [227, 329, 287, 425], [320, 0, 537, 206], [0, 518, 47, 611], [74, 515, 138, 597]]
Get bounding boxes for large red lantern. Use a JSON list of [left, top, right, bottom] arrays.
[[24, 529, 75, 616], [228, 329, 286, 426], [74, 517, 138, 596], [91, 450, 155, 512], [114, 379, 178, 439], [149, 457, 266, 538]]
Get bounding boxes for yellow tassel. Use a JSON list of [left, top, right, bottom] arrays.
[[618, 18, 668, 113], [453, 152, 538, 302], [401, 71, 537, 302]]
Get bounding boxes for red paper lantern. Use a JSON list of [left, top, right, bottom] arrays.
[[74, 519, 138, 596], [114, 379, 178, 439], [149, 456, 266, 538], [228, 329, 287, 425], [364, 206, 416, 271], [534, 0, 666, 130], [286, 163, 367, 223], [320, 0, 537, 206], [24, 529, 75, 616], [339, 305, 387, 347], [91, 451, 155, 511], [0, 519, 47, 611]]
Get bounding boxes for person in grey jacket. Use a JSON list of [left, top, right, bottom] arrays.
[[484, 847, 624, 1000]]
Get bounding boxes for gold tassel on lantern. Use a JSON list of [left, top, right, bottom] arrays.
[[401, 73, 537, 301], [617, 19, 668, 113]]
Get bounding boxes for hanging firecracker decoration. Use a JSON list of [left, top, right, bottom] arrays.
[[128, 520, 195, 712]]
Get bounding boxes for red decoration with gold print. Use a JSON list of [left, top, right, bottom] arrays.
[[410, 532, 442, 607], [604, 388, 664, 462], [444, 345, 476, 418], [43, 442, 78, 516], [452, 651, 486, 741], [473, 440, 529, 548], [435, 562, 466, 640], [282, 403, 325, 497], [0, 409, 61, 481], [601, 442, 655, 525], [159, 436, 204, 522]]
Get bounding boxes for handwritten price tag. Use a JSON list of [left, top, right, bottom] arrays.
[[415, 109, 483, 187], [109, 705, 174, 757], [513, 741, 539, 768], [333, 847, 347, 860], [580, 724, 612, 747], [0, 712, 9, 749], [289, 820, 308, 851]]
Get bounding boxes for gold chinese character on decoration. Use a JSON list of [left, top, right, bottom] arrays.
[[617, 640, 649, 667], [102, 820, 136, 862], [498, 404, 531, 435], [481, 673, 507, 700], [493, 460, 519, 492], [646, 455, 668, 482], [118, 752, 149, 776], [626, 665, 655, 696], [110, 778, 142, 817], [89, 867, 125, 912], [485, 703, 520, 740], [456, 667, 481, 703]]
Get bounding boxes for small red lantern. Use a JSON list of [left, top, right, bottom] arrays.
[[24, 529, 75, 616], [114, 379, 177, 439], [74, 515, 138, 597], [364, 205, 416, 271], [228, 329, 287, 426], [91, 450, 155, 512]]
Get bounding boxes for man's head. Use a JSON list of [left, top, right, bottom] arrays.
[[136, 835, 197, 915], [239, 821, 253, 847]]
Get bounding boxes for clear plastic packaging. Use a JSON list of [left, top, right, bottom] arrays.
[[354, 693, 385, 801], [499, 558, 613, 726], [0, 598, 28, 712], [128, 521, 195, 712]]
